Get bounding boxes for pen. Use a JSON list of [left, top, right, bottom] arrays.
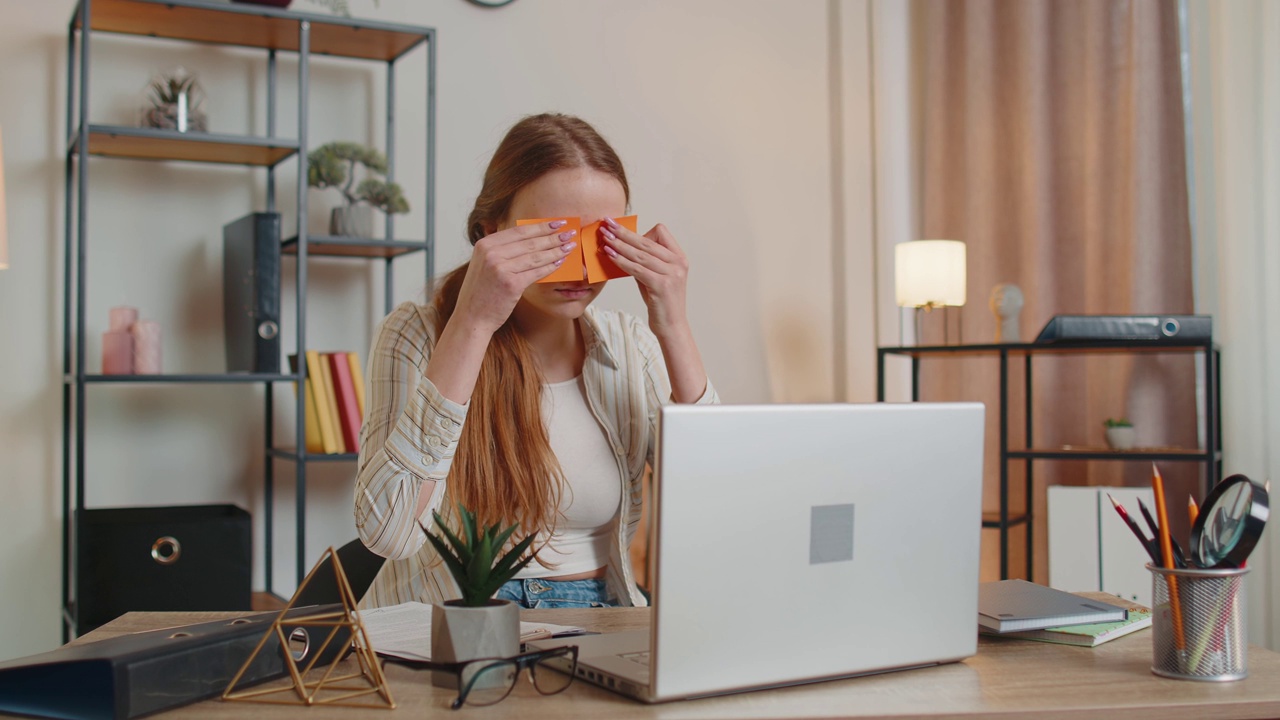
[[1136, 497, 1188, 568], [1153, 464, 1186, 652], [1107, 494, 1161, 564]]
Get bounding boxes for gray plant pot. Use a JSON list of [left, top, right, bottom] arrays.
[[430, 599, 520, 689], [1105, 426, 1137, 450], [330, 205, 375, 238]]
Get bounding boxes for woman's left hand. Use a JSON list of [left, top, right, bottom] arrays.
[[599, 218, 690, 338]]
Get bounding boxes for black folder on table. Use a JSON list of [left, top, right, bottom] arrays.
[[0, 540, 386, 720]]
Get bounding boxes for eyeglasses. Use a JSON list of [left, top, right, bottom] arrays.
[[388, 645, 579, 709]]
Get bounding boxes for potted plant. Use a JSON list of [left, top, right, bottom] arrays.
[[142, 67, 208, 133], [307, 141, 409, 238], [421, 503, 536, 688], [1104, 418, 1136, 450]]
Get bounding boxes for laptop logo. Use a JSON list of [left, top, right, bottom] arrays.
[[810, 504, 855, 564]]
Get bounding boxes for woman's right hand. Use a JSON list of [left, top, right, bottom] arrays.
[[453, 220, 578, 333]]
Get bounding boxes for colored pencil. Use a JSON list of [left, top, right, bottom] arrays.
[[1107, 494, 1160, 564], [1188, 495, 1200, 528], [1136, 497, 1188, 568], [1152, 463, 1186, 652]]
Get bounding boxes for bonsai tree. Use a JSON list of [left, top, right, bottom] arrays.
[[307, 141, 409, 216], [421, 503, 537, 607]]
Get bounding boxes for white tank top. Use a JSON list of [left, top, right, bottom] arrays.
[[514, 375, 621, 578]]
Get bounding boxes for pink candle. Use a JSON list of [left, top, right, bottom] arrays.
[[109, 306, 138, 332], [132, 320, 162, 374], [102, 331, 134, 375]]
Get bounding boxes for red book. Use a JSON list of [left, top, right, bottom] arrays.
[[328, 352, 362, 453]]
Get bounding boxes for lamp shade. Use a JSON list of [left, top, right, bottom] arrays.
[[0, 126, 7, 270], [895, 239, 966, 308]]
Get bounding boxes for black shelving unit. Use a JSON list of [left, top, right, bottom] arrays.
[[61, 0, 435, 640], [876, 340, 1221, 581]]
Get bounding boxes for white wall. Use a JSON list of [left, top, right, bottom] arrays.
[[0, 0, 881, 658], [1186, 0, 1280, 649]]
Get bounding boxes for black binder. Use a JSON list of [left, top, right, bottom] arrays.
[[1035, 314, 1212, 343], [222, 212, 281, 373], [0, 605, 331, 720]]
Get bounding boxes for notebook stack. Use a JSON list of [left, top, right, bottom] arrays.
[[977, 580, 1152, 647]]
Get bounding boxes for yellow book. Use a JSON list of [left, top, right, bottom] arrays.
[[316, 352, 346, 453], [288, 355, 324, 454], [346, 351, 366, 419], [305, 350, 340, 454]]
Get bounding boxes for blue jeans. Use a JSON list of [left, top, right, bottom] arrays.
[[495, 577, 616, 609]]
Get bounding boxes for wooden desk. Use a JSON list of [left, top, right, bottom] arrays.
[[51, 608, 1280, 719]]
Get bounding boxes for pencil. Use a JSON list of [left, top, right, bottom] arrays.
[[1136, 497, 1188, 568], [1152, 463, 1186, 652], [1188, 494, 1200, 528], [1107, 494, 1161, 564]]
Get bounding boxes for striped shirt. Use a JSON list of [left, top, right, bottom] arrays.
[[354, 301, 719, 608]]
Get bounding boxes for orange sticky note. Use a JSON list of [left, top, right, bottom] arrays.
[[518, 216, 638, 283], [517, 217, 583, 283], [581, 216, 637, 283]]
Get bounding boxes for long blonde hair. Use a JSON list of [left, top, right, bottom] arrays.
[[434, 113, 630, 537]]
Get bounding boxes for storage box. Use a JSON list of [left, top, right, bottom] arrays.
[[76, 504, 252, 633]]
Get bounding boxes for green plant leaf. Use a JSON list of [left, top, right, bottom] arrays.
[[458, 504, 478, 550], [423, 530, 467, 584], [490, 534, 536, 581], [432, 510, 472, 565]]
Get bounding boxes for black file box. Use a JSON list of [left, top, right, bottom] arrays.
[[76, 505, 252, 633]]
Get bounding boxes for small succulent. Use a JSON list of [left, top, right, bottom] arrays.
[[421, 503, 536, 607], [307, 141, 409, 215], [1104, 418, 1133, 428]]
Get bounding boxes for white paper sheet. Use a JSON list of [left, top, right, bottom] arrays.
[[356, 601, 585, 661]]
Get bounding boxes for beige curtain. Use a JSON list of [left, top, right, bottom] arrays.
[[914, 0, 1198, 582]]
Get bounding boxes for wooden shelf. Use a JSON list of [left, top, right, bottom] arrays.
[[282, 235, 428, 258], [76, 125, 298, 166], [1008, 447, 1211, 461], [82, 0, 431, 62], [269, 448, 359, 462]]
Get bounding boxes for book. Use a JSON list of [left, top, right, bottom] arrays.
[[315, 353, 346, 453], [288, 355, 324, 453], [329, 351, 362, 453], [989, 603, 1153, 647], [516, 215, 638, 283], [305, 350, 341, 454], [978, 579, 1128, 633], [346, 351, 366, 418]]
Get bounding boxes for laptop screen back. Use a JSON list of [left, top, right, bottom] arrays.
[[649, 402, 985, 700]]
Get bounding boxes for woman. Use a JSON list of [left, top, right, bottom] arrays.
[[354, 113, 717, 609]]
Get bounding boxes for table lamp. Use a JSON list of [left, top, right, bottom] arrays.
[[895, 239, 966, 344], [0, 126, 7, 270]]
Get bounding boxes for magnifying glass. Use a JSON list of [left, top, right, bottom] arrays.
[[1189, 474, 1269, 569]]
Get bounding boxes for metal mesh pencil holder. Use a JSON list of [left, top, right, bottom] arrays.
[[1149, 564, 1249, 681]]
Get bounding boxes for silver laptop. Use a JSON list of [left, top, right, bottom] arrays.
[[530, 402, 985, 702]]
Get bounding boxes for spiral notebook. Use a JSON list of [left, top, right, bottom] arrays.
[[978, 580, 1129, 633]]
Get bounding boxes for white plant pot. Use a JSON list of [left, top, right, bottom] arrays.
[[1105, 426, 1137, 450], [330, 205, 375, 238], [430, 599, 520, 689]]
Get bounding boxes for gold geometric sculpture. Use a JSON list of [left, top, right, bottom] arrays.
[[222, 546, 395, 709]]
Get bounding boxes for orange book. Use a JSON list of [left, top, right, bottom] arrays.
[[306, 350, 341, 454], [329, 351, 362, 453], [346, 351, 366, 419], [517, 215, 638, 283], [315, 354, 345, 453]]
